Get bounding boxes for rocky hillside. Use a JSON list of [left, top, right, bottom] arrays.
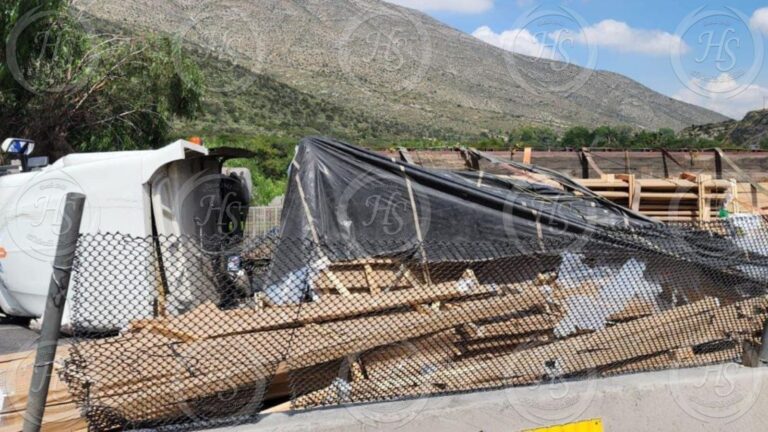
[[681, 110, 768, 149], [74, 0, 728, 134]]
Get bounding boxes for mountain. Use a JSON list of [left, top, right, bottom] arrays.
[[74, 0, 728, 136], [681, 109, 768, 149]]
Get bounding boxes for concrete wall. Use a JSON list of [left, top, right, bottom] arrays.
[[223, 364, 768, 432]]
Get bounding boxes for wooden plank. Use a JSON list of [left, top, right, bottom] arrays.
[[1, 347, 73, 415], [581, 149, 606, 177], [0, 346, 85, 432], [364, 264, 380, 295], [457, 333, 553, 355], [637, 179, 697, 189], [617, 174, 639, 210], [131, 276, 499, 342], [680, 172, 699, 182], [292, 296, 768, 408], [594, 191, 630, 199], [641, 192, 700, 201], [75, 278, 518, 395], [0, 402, 86, 432], [323, 269, 351, 296], [576, 178, 628, 187], [459, 314, 556, 340], [523, 147, 533, 165], [362, 330, 461, 382], [425, 298, 723, 385], [398, 147, 415, 165], [87, 289, 548, 422]]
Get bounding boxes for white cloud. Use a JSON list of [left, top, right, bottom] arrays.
[[750, 7, 768, 34], [673, 73, 768, 119], [472, 19, 687, 59], [570, 19, 689, 56], [386, 0, 494, 14], [472, 26, 558, 59]]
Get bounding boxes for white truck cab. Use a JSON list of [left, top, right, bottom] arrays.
[[0, 140, 252, 329]]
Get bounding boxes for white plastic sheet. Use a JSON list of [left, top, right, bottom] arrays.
[[554, 256, 662, 338]]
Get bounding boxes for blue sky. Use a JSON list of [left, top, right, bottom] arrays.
[[387, 0, 768, 119]]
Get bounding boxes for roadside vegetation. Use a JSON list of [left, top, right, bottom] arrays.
[[1, 1, 202, 159]]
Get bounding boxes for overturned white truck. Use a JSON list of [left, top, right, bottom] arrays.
[[0, 140, 253, 329]]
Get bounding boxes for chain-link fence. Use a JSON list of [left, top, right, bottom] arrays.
[[61, 217, 768, 431], [245, 206, 282, 237]]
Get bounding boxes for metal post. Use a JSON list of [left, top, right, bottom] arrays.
[[23, 193, 86, 432], [624, 150, 630, 174], [579, 151, 589, 179], [760, 319, 768, 365], [714, 149, 723, 180]]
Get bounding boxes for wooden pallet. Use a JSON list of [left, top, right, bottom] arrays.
[[576, 174, 736, 222]]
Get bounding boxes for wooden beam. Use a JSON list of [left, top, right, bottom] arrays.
[[131, 277, 503, 342], [523, 147, 533, 165], [398, 147, 415, 165], [581, 148, 606, 178]]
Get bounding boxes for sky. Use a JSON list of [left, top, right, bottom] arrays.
[[386, 0, 768, 120]]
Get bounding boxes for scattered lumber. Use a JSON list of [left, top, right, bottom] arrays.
[[0, 347, 85, 432], [58, 255, 768, 427]]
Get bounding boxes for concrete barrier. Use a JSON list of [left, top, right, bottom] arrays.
[[223, 364, 768, 432]]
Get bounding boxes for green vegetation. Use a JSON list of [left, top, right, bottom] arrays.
[[1, 1, 202, 158], [202, 135, 292, 205], [497, 125, 719, 150]]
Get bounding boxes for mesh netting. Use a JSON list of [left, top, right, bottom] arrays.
[[61, 217, 768, 431]]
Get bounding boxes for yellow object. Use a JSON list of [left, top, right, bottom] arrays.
[[524, 419, 603, 432]]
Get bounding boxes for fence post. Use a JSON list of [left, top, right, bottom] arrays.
[[760, 319, 768, 365], [22, 193, 86, 432]]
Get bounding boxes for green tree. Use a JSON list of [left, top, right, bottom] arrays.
[[760, 137, 768, 150], [1, 1, 202, 159], [592, 126, 620, 148], [510, 126, 558, 150], [657, 128, 679, 149], [561, 126, 593, 149]]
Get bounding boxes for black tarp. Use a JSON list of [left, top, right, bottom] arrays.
[[257, 137, 768, 304], [279, 137, 656, 246], [261, 137, 668, 303]]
